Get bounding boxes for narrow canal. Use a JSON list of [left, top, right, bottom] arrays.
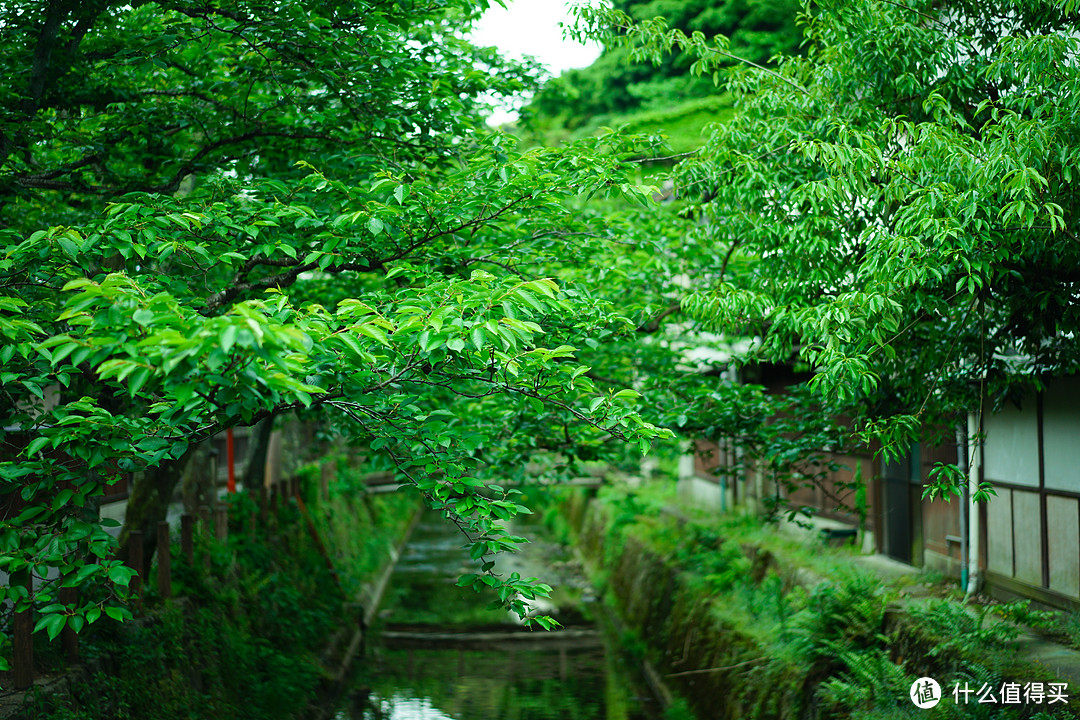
[[334, 506, 663, 720]]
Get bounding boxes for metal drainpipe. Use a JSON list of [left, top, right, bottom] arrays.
[[957, 423, 969, 590], [965, 410, 982, 600], [718, 438, 728, 514]]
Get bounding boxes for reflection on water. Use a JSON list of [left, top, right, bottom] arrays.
[[369, 695, 454, 720], [336, 509, 658, 720], [352, 646, 612, 720]]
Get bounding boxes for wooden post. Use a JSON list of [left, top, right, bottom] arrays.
[[60, 587, 79, 662], [259, 487, 268, 525], [128, 529, 144, 601], [198, 504, 211, 570], [11, 568, 33, 690], [320, 461, 333, 502], [181, 514, 194, 564], [156, 521, 171, 599], [214, 503, 228, 541]]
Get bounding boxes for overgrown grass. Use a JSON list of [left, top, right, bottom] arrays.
[[303, 454, 418, 599], [568, 480, 1079, 720]]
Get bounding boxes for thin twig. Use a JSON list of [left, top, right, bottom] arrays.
[[666, 658, 763, 677]]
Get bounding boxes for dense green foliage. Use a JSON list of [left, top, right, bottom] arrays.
[[5, 0, 1080, 678], [0, 0, 535, 231], [536, 0, 1080, 499], [0, 0, 670, 664]]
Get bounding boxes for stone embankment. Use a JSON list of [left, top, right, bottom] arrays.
[[560, 487, 1080, 720]]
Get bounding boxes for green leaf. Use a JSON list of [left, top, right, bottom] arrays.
[[34, 613, 67, 641], [107, 565, 134, 587], [533, 615, 559, 631], [220, 325, 238, 353], [132, 308, 154, 326], [354, 323, 390, 346], [72, 564, 101, 584], [53, 488, 74, 510], [26, 436, 50, 457], [61, 278, 93, 292], [128, 367, 151, 396]]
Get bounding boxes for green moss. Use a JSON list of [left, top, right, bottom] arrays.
[[20, 459, 417, 720], [562, 478, 1079, 720]]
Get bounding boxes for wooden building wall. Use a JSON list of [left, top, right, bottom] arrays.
[[982, 376, 1080, 608]]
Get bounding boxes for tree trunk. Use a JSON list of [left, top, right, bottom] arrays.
[[241, 416, 275, 493], [117, 453, 190, 580], [181, 441, 216, 516]]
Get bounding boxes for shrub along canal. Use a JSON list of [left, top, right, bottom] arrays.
[[334, 507, 662, 720]]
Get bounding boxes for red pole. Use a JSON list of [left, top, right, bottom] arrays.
[[226, 427, 236, 493]]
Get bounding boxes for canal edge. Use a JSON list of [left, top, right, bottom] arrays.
[[567, 527, 677, 714], [311, 504, 423, 719]]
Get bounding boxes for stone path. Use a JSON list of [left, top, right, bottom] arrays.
[[775, 514, 1080, 692], [850, 534, 1080, 690]]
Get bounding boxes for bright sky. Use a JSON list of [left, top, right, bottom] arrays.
[[469, 0, 602, 125]]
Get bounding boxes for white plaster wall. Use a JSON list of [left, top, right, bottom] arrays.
[[983, 401, 1039, 487], [676, 476, 725, 511], [1043, 376, 1080, 493]]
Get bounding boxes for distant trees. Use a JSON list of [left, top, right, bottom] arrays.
[[0, 0, 540, 232], [524, 0, 802, 130]]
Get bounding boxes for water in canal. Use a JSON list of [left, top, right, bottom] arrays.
[[334, 507, 662, 720]]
